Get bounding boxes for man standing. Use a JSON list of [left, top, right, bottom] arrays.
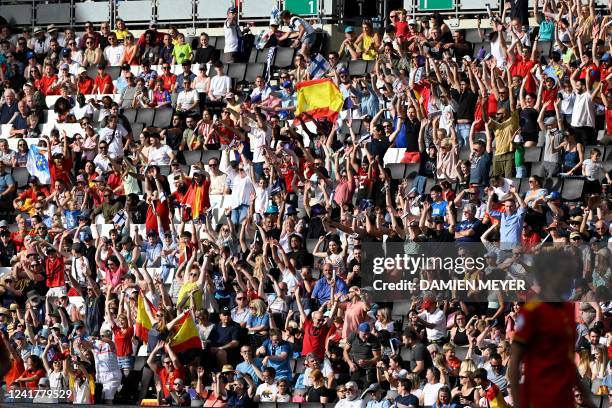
[[490, 186, 527, 248], [417, 297, 447, 345], [99, 115, 128, 159], [223, 7, 242, 63], [343, 322, 381, 387]]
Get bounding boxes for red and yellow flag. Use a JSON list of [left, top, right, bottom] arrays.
[[484, 383, 509, 408], [295, 78, 344, 123], [135, 293, 157, 342], [170, 311, 202, 353]]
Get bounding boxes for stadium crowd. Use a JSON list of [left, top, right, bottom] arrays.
[[0, 0, 612, 406]]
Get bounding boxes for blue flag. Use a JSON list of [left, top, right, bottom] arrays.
[[26, 144, 51, 185]]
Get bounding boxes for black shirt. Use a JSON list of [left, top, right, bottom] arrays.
[[511, 0, 530, 26], [193, 46, 219, 64], [208, 321, 240, 348], [450, 89, 478, 121], [347, 332, 381, 363], [402, 341, 432, 380], [306, 386, 332, 402], [403, 119, 421, 152]]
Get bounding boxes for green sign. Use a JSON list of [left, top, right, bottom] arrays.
[[419, 0, 453, 10], [285, 0, 318, 15]]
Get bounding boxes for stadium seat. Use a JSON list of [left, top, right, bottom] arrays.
[[131, 122, 144, 138], [214, 36, 225, 51], [393, 300, 412, 316], [11, 167, 29, 188], [387, 163, 406, 179], [201, 150, 222, 163], [122, 108, 138, 123], [348, 60, 368, 77], [561, 178, 585, 201], [86, 65, 97, 80], [543, 177, 562, 192], [153, 109, 173, 128], [158, 165, 171, 176], [226, 63, 247, 82], [207, 36, 218, 48], [136, 108, 155, 126], [273, 47, 295, 69], [404, 163, 419, 178], [105, 66, 122, 80], [524, 147, 542, 162], [183, 150, 202, 165], [248, 48, 258, 63], [244, 62, 266, 83]]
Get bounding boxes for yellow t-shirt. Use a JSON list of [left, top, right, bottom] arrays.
[[489, 110, 519, 156], [114, 28, 130, 41]]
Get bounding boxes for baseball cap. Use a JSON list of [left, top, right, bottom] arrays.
[[61, 48, 71, 57], [570, 232, 582, 240], [601, 53, 611, 62], [282, 80, 292, 88], [46, 24, 58, 33], [285, 205, 297, 215], [265, 204, 279, 215], [121, 63, 131, 71], [12, 331, 26, 340], [344, 26, 354, 33], [60, 63, 69, 71], [26, 51, 36, 60], [408, 19, 417, 25], [0, 220, 8, 228], [222, 364, 234, 373], [220, 307, 231, 316], [77, 67, 87, 75], [358, 322, 370, 332], [81, 232, 93, 241], [227, 6, 238, 13]]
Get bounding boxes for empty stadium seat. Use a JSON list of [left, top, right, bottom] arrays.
[[226, 63, 247, 82], [136, 108, 155, 126], [11, 167, 29, 188], [183, 150, 202, 165], [105, 66, 122, 80], [387, 163, 406, 179], [348, 60, 368, 76], [153, 109, 173, 128], [273, 47, 295, 69], [561, 178, 585, 201], [244, 62, 266, 83], [213, 36, 225, 51], [122, 108, 138, 123], [201, 150, 222, 163], [524, 147, 542, 162], [131, 122, 144, 137]]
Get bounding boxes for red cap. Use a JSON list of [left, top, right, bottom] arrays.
[[421, 298, 434, 310]]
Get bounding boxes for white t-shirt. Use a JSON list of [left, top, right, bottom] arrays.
[[422, 382, 444, 406], [230, 173, 255, 209], [99, 124, 128, 159], [210, 75, 232, 98], [224, 19, 241, 53], [104, 45, 125, 67], [418, 308, 446, 341], [148, 144, 174, 165], [583, 158, 604, 181], [255, 382, 277, 402], [571, 91, 595, 128], [248, 125, 270, 163], [176, 89, 199, 112], [73, 377, 92, 404], [290, 17, 315, 36]]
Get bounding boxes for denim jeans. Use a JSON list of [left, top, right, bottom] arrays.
[[456, 123, 471, 148], [231, 204, 250, 225]]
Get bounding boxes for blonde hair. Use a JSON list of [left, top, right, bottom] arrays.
[[577, 348, 592, 379], [591, 345, 607, 379], [377, 307, 391, 324], [442, 343, 455, 353], [460, 359, 477, 373], [249, 299, 267, 317]]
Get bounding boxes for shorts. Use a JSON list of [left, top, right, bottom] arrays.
[[117, 356, 134, 370], [46, 286, 67, 297], [302, 32, 316, 46], [96, 370, 122, 401]]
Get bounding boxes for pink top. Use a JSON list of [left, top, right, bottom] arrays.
[[342, 301, 369, 339]]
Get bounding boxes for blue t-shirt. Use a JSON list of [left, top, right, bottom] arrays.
[[431, 200, 448, 217], [246, 313, 269, 330], [500, 207, 527, 248], [261, 339, 292, 380], [64, 209, 81, 229], [0, 172, 15, 194], [235, 358, 264, 385], [456, 218, 482, 242]]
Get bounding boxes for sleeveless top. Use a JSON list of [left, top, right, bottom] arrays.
[[451, 327, 469, 346], [361, 34, 377, 61], [562, 148, 579, 172]]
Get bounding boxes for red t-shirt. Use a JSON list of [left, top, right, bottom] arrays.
[[78, 78, 94, 95], [146, 198, 170, 233], [395, 21, 409, 40], [160, 73, 177, 92], [513, 301, 576, 408], [107, 172, 123, 194], [45, 256, 66, 288], [94, 74, 113, 94], [301, 318, 332, 360], [36, 75, 58, 96], [541, 87, 558, 111], [10, 231, 28, 252], [156, 365, 186, 397], [24, 368, 46, 389], [49, 157, 73, 187], [510, 56, 536, 94], [5, 358, 25, 388], [112, 325, 134, 357], [279, 162, 296, 194]]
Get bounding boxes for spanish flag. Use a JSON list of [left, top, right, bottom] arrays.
[[135, 293, 157, 342], [170, 311, 202, 353], [295, 78, 344, 123]]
